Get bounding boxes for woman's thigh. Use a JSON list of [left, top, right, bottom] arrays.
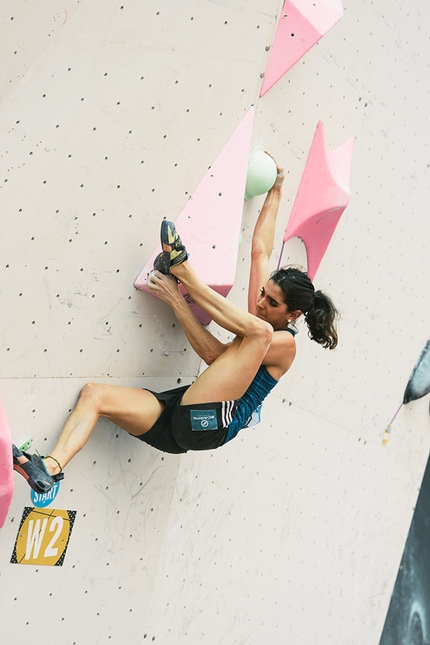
[[181, 332, 271, 406], [90, 383, 166, 437]]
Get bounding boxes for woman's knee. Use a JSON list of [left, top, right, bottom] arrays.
[[252, 318, 273, 346], [78, 382, 106, 411]]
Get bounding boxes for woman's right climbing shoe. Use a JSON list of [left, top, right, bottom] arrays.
[[12, 444, 64, 494], [153, 220, 188, 275]]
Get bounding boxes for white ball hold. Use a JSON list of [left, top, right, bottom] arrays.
[[244, 146, 277, 200]]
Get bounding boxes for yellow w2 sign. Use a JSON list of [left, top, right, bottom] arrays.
[[11, 507, 77, 566]]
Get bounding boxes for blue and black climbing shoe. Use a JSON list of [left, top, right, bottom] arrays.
[[12, 444, 64, 494], [153, 220, 188, 275]]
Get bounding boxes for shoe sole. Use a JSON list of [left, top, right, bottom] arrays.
[[155, 221, 187, 274]]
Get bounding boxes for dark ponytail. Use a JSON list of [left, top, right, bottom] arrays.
[[304, 290, 339, 350], [271, 267, 339, 350]]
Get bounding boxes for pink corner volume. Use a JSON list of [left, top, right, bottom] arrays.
[[279, 120, 354, 280], [134, 107, 255, 325], [0, 399, 14, 528]]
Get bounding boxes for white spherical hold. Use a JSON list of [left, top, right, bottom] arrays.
[[244, 146, 277, 200]]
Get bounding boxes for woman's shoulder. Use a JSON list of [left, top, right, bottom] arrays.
[[281, 326, 296, 337], [273, 327, 297, 341], [263, 328, 296, 380]]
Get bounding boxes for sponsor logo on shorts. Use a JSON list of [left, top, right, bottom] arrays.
[[190, 410, 218, 431]]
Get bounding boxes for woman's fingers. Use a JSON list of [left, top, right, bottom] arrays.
[[264, 150, 284, 185], [148, 271, 180, 302]]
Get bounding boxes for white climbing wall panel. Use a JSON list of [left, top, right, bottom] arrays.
[[1, 0, 430, 643]]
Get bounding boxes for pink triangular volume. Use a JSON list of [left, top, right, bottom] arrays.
[[134, 107, 255, 325], [260, 0, 343, 96], [279, 120, 354, 280], [0, 400, 14, 529]]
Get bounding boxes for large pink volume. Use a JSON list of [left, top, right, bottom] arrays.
[[279, 120, 354, 279], [134, 107, 255, 325], [260, 0, 343, 96], [0, 400, 14, 528]]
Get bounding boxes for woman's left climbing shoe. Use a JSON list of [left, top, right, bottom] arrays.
[[12, 444, 64, 494], [153, 220, 188, 274]]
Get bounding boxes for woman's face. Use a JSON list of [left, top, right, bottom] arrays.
[[256, 280, 291, 330]]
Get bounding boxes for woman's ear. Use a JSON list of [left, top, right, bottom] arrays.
[[288, 309, 302, 322]]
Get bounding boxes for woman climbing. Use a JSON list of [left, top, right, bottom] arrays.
[[12, 161, 339, 494]]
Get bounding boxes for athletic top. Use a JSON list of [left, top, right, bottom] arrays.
[[224, 327, 296, 444]]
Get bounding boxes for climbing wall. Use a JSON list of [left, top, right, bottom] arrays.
[[1, 0, 429, 643]]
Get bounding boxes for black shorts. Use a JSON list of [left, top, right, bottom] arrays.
[[136, 385, 238, 454]]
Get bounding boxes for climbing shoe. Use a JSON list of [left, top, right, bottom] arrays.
[[153, 220, 188, 274], [12, 444, 64, 494]]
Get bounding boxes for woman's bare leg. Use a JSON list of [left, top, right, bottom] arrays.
[[170, 260, 273, 405], [181, 333, 271, 405], [41, 383, 165, 475]]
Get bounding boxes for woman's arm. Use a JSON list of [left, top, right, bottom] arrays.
[[248, 160, 285, 315], [148, 271, 231, 365]]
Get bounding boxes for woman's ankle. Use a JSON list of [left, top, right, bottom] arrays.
[[44, 455, 63, 476], [170, 260, 188, 278]]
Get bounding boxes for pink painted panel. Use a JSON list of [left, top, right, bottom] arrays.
[[260, 0, 343, 96], [0, 400, 14, 528], [134, 107, 255, 325], [280, 120, 354, 279]]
